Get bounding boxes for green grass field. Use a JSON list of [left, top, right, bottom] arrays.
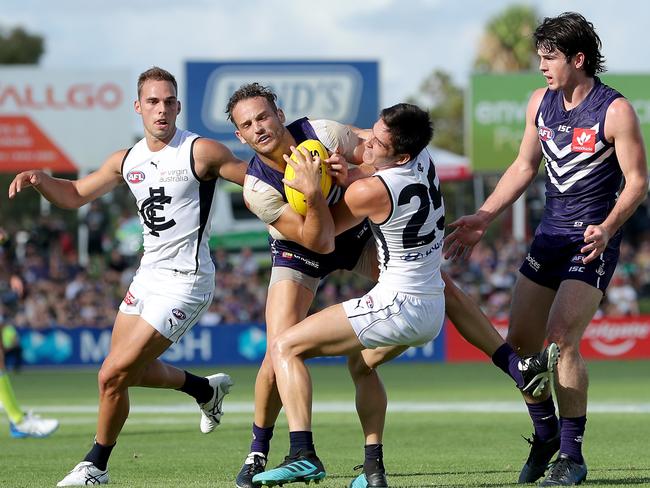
[[1, 361, 649, 487]]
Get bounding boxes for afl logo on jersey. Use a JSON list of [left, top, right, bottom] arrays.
[[127, 170, 146, 184], [538, 126, 555, 141]]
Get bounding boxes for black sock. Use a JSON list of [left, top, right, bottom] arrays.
[[289, 431, 314, 456], [177, 371, 212, 404], [364, 443, 384, 473], [84, 439, 115, 471]]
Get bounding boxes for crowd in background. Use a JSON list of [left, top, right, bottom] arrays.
[[1, 199, 650, 331]]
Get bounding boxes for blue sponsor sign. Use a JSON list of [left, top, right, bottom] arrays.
[[17, 323, 444, 367], [186, 61, 379, 158]]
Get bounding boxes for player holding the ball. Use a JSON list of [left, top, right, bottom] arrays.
[[250, 103, 441, 487], [227, 85, 558, 488], [226, 83, 387, 488]]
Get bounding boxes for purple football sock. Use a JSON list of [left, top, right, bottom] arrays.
[[559, 416, 586, 464], [526, 396, 559, 441], [491, 343, 525, 388], [250, 423, 274, 456]]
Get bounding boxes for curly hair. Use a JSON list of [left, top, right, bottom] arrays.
[[534, 12, 606, 77], [226, 83, 278, 125]]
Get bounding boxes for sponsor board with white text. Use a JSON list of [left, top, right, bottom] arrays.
[[446, 316, 650, 361]]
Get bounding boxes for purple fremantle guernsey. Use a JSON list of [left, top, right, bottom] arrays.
[[246, 117, 343, 207], [246, 117, 371, 277], [535, 78, 624, 240]]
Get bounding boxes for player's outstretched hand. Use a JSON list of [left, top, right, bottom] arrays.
[[443, 213, 488, 261], [8, 170, 43, 199]]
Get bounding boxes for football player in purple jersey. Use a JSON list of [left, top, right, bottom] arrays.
[[445, 12, 648, 486]]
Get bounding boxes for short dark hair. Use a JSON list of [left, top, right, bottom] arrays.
[[534, 12, 605, 77], [380, 103, 433, 159], [226, 83, 279, 125], [137, 67, 178, 99]]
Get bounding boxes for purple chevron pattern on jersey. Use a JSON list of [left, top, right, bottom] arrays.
[[535, 78, 624, 238]]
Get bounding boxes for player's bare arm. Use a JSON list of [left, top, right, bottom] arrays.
[[444, 88, 546, 261], [192, 137, 248, 184], [8, 150, 126, 209], [581, 97, 649, 263], [342, 176, 390, 225]]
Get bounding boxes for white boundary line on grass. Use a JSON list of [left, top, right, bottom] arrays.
[[25, 401, 650, 414]]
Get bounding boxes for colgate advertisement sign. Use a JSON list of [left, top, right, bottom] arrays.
[[0, 67, 132, 173], [446, 316, 650, 362]]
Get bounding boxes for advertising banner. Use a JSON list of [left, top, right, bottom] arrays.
[[469, 73, 650, 171], [446, 316, 650, 362], [0, 67, 133, 173], [17, 323, 444, 367], [186, 61, 379, 160]]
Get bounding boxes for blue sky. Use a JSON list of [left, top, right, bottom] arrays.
[[3, 0, 649, 112]]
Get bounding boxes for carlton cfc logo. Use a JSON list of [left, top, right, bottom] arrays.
[[127, 170, 145, 184], [538, 126, 555, 141]]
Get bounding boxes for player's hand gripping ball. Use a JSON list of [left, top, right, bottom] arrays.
[[284, 139, 333, 216]]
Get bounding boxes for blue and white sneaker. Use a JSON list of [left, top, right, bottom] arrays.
[[253, 449, 326, 486], [199, 373, 233, 433], [9, 411, 59, 439], [57, 461, 108, 486]]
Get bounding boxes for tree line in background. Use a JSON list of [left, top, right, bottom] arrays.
[[411, 5, 539, 155]]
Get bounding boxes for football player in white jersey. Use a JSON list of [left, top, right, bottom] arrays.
[[8, 67, 248, 486], [251, 103, 497, 487]]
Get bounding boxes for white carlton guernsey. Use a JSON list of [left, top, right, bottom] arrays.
[[372, 149, 445, 296], [121, 129, 216, 283]]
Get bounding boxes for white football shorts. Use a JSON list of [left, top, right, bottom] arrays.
[[342, 283, 445, 349], [118, 268, 214, 343]]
